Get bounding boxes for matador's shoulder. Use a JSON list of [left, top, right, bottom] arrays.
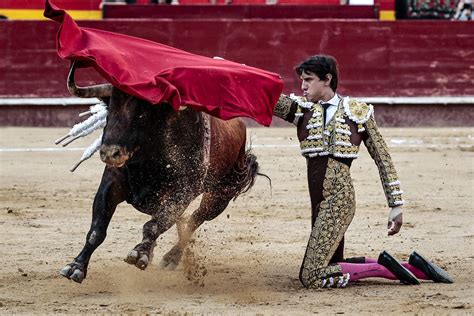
[[342, 97, 374, 125]]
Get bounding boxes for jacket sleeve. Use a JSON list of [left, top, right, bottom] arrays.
[[273, 94, 300, 124], [363, 116, 404, 208]]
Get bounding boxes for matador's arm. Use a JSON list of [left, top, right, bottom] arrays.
[[363, 116, 405, 208], [363, 115, 404, 235], [273, 94, 301, 125], [343, 97, 404, 232]]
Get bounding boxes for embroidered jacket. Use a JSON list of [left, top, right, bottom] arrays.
[[274, 94, 404, 208]]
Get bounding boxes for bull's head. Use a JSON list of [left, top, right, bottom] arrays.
[[68, 61, 167, 168], [99, 87, 168, 168]]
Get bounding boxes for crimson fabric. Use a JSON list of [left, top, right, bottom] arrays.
[[44, 0, 283, 126]]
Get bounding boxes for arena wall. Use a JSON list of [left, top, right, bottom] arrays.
[[1, 19, 473, 126], [102, 4, 379, 19]]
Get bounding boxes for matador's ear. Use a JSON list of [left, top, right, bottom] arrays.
[[325, 74, 333, 85]]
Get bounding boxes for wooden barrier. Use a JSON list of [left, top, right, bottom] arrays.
[[102, 4, 379, 19], [1, 19, 473, 126]]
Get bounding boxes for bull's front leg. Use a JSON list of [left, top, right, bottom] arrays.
[[60, 168, 129, 283]]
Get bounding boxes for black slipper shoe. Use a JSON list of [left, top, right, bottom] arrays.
[[409, 251, 454, 283], [344, 256, 366, 264], [378, 251, 420, 285]]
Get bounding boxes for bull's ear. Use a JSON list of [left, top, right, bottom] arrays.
[[68, 61, 113, 98]]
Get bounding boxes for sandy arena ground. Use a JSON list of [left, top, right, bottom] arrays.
[[0, 126, 473, 314]]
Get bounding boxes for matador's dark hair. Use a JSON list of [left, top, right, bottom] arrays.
[[295, 55, 339, 92]]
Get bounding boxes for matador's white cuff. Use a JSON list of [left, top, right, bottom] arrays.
[[388, 206, 403, 221]]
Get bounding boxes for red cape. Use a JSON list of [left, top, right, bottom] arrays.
[[44, 0, 283, 126]]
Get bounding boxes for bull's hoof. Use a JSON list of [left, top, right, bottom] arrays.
[[159, 258, 178, 270], [125, 249, 151, 270], [160, 246, 182, 270], [137, 255, 149, 270], [59, 261, 86, 283], [124, 250, 139, 264]]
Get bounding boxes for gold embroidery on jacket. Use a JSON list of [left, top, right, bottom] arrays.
[[274, 94, 294, 120], [299, 99, 360, 158], [364, 117, 404, 207], [299, 158, 356, 288], [344, 98, 373, 123], [282, 94, 404, 207]]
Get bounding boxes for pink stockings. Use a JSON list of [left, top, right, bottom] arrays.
[[363, 257, 429, 279], [339, 262, 396, 281], [339, 258, 428, 282]]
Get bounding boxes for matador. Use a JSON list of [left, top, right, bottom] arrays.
[[273, 55, 453, 288]]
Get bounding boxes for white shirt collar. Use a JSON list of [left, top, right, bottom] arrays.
[[320, 94, 340, 107], [319, 94, 340, 125]]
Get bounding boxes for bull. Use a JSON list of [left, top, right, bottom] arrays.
[[59, 62, 262, 283]]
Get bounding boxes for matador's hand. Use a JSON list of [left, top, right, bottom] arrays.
[[387, 206, 403, 236]]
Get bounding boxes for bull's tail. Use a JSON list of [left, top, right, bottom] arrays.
[[232, 149, 271, 201]]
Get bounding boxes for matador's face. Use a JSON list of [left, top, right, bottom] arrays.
[[300, 70, 332, 103]]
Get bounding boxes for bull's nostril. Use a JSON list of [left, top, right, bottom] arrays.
[[112, 150, 121, 159], [100, 145, 128, 165]]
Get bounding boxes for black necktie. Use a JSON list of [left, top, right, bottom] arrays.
[[321, 103, 331, 127]]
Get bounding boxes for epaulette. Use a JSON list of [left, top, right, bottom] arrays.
[[342, 97, 373, 132]]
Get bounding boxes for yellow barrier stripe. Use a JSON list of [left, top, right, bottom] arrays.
[[379, 10, 396, 20], [0, 9, 101, 20]]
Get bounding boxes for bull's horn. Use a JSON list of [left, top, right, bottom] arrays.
[[67, 61, 113, 98]]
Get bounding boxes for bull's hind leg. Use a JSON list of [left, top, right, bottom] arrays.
[[125, 197, 194, 270], [160, 190, 236, 270], [160, 150, 260, 269]]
